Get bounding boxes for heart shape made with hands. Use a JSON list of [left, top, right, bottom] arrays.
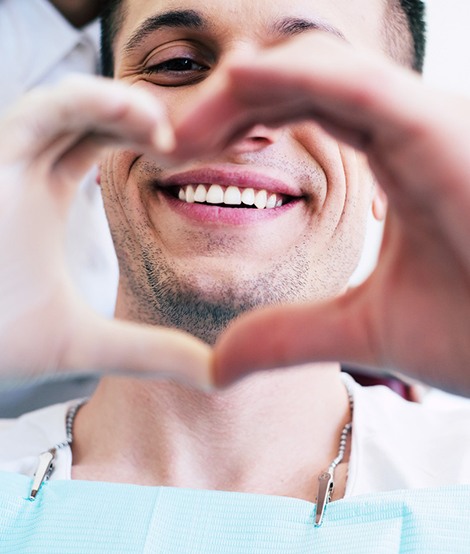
[[1, 33, 470, 396], [177, 34, 470, 395]]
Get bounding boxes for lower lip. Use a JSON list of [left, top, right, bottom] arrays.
[[159, 191, 302, 225]]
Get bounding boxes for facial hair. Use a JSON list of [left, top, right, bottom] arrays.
[[119, 240, 318, 346]]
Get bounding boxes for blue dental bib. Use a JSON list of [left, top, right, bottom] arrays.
[[1, 471, 470, 553]]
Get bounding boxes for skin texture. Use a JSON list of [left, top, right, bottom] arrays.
[[104, 0, 385, 345], [193, 35, 470, 395], [0, 75, 210, 386]]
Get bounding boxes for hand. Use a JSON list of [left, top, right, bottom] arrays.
[[0, 75, 211, 387], [174, 33, 470, 395]]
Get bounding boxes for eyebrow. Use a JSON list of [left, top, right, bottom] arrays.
[[124, 10, 205, 53], [273, 17, 346, 41], [123, 10, 345, 54]]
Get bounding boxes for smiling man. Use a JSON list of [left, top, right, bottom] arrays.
[[93, 0, 387, 505], [1, 0, 470, 551], [101, 0, 392, 345]]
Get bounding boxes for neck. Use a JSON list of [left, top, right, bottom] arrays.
[[72, 365, 351, 501]]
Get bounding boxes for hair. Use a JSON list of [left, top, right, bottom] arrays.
[[100, 0, 426, 75], [385, 0, 426, 72], [100, 0, 125, 78], [401, 0, 427, 71]]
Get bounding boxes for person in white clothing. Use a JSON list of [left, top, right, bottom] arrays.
[[1, 0, 470, 549]]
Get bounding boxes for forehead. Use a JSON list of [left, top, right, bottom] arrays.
[[116, 0, 387, 54]]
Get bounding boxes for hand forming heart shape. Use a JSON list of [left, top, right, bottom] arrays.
[[1, 34, 470, 395]]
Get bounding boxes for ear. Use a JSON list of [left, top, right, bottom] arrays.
[[96, 167, 102, 186], [372, 185, 387, 221]]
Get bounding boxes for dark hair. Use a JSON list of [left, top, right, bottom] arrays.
[[100, 0, 426, 77], [399, 0, 426, 71], [100, 0, 124, 78]]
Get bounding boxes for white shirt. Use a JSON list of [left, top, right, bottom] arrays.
[[1, 377, 469, 496], [0, 0, 119, 317], [0, 0, 99, 110]]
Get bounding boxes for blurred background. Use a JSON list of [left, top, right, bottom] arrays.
[[425, 0, 470, 94]]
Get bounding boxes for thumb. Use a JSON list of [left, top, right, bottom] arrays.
[[213, 292, 374, 386], [66, 310, 213, 389]]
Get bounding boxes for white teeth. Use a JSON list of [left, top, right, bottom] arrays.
[[177, 184, 284, 209], [224, 186, 242, 205], [186, 184, 195, 203], [266, 193, 277, 209], [241, 188, 255, 206], [194, 184, 207, 203], [254, 190, 268, 209], [206, 184, 224, 204]]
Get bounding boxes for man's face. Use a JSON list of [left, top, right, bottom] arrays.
[[101, 0, 386, 342]]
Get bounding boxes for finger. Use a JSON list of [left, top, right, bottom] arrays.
[[65, 307, 213, 389], [0, 74, 174, 168], [174, 77, 316, 160], [228, 39, 470, 272], [174, 34, 424, 158], [213, 289, 374, 387], [175, 33, 470, 268]]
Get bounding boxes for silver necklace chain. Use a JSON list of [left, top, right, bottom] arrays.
[[29, 399, 87, 499], [314, 386, 354, 526], [30, 388, 353, 527], [56, 399, 88, 451]]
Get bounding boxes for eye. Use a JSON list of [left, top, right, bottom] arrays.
[[142, 45, 212, 87], [143, 54, 211, 86], [150, 57, 207, 73]]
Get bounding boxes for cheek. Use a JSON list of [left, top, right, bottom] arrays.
[[354, 152, 376, 210], [292, 122, 352, 200], [294, 129, 374, 293], [341, 147, 375, 232], [292, 122, 372, 229], [339, 151, 376, 275], [99, 150, 155, 274], [99, 150, 142, 229], [101, 150, 139, 195]]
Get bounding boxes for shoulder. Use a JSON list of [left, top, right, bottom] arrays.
[[355, 380, 470, 441], [0, 0, 85, 113], [347, 377, 470, 495], [0, 401, 71, 474], [0, 0, 79, 53]]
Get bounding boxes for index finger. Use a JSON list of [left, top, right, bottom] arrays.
[[173, 33, 436, 158], [0, 74, 175, 167]]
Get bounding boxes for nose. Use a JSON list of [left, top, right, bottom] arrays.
[[226, 124, 284, 155]]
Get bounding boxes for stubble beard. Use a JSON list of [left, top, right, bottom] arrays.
[[119, 240, 318, 346], [110, 152, 364, 344], [117, 232, 357, 346]]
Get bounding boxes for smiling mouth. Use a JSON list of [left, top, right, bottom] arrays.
[[164, 184, 296, 209]]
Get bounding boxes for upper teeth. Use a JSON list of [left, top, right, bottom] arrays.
[[177, 184, 284, 209]]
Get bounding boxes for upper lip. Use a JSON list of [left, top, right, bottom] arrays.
[[157, 167, 304, 197]]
